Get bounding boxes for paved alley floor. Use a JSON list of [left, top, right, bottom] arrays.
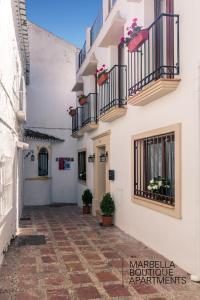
[[0, 205, 200, 300]]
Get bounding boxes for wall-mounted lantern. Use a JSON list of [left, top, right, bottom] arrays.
[[88, 154, 95, 163], [99, 152, 108, 163], [31, 153, 35, 161]]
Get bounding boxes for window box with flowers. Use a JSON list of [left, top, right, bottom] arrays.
[[121, 18, 149, 53], [67, 106, 76, 117], [96, 65, 108, 86], [78, 94, 87, 106]]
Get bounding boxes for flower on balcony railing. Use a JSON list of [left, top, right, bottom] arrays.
[[120, 18, 149, 52], [67, 106, 76, 117], [78, 94, 87, 106], [147, 176, 170, 196], [96, 65, 109, 86]]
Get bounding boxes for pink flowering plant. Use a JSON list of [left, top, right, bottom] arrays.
[[95, 64, 108, 79], [120, 18, 142, 46], [78, 94, 87, 100]]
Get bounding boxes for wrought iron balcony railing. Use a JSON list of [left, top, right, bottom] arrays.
[[78, 41, 86, 69], [90, 9, 103, 47], [72, 107, 83, 134], [81, 93, 98, 127], [128, 13, 180, 97], [98, 65, 127, 116]]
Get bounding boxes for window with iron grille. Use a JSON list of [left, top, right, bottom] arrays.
[[38, 148, 48, 176], [78, 151, 86, 181], [134, 132, 175, 207]]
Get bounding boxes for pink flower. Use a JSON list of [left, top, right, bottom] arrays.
[[132, 22, 137, 28], [120, 36, 125, 43], [96, 69, 99, 73], [102, 64, 105, 67], [133, 18, 138, 22], [100, 67, 103, 72], [128, 30, 133, 36]]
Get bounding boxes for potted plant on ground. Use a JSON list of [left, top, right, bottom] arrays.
[[67, 106, 76, 117], [100, 193, 115, 226], [78, 94, 87, 106], [120, 18, 149, 52], [96, 65, 109, 86], [82, 189, 93, 214]]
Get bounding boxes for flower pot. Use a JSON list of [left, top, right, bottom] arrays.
[[97, 73, 109, 86], [69, 109, 76, 117], [102, 215, 113, 226], [79, 97, 87, 106], [128, 29, 149, 53], [83, 205, 91, 214]]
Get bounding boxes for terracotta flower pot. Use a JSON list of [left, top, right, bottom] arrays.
[[69, 109, 76, 117], [97, 73, 109, 86], [128, 29, 149, 52], [102, 215, 113, 226], [83, 205, 91, 214], [79, 97, 87, 106]]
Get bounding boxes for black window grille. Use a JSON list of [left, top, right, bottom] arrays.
[[78, 151, 86, 181], [38, 148, 48, 176], [134, 132, 175, 206]]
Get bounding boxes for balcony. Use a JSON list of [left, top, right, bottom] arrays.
[[71, 107, 84, 138], [71, 94, 98, 137], [90, 10, 103, 47], [98, 65, 127, 122], [80, 93, 98, 132], [128, 13, 180, 106]]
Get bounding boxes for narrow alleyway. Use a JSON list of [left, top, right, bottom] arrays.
[[0, 206, 200, 300]]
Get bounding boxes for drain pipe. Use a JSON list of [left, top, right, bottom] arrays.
[[190, 64, 200, 282]]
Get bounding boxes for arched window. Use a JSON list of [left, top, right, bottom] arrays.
[[38, 148, 48, 176]]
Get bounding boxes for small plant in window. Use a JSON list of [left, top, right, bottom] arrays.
[[78, 94, 87, 106], [67, 106, 76, 117], [100, 193, 115, 226], [96, 64, 109, 86], [120, 18, 149, 52], [147, 176, 170, 196], [82, 189, 93, 214]]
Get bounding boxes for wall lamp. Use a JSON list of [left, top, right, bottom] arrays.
[[99, 152, 108, 163], [88, 154, 95, 163]]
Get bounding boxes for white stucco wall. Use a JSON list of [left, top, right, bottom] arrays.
[[0, 0, 27, 265], [75, 0, 200, 277], [24, 22, 78, 205]]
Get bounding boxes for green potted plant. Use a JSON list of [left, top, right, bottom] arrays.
[[100, 193, 115, 226], [78, 94, 87, 106], [96, 65, 109, 86], [67, 106, 76, 117], [82, 189, 93, 214]]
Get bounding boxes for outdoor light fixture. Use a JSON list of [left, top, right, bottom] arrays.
[[31, 154, 35, 161], [99, 152, 108, 162], [88, 154, 95, 163]]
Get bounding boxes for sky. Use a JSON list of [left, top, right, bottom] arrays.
[[26, 0, 102, 48]]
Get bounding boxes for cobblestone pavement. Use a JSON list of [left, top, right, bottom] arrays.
[[0, 205, 200, 300]]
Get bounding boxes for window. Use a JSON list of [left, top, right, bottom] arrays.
[[78, 151, 86, 181], [38, 148, 48, 176], [132, 124, 181, 218]]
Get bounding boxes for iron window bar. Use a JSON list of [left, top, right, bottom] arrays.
[[128, 13, 180, 97], [134, 132, 175, 207], [98, 64, 127, 116]]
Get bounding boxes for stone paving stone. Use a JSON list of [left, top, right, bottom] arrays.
[[104, 283, 131, 297], [0, 205, 199, 300], [75, 286, 101, 299], [96, 271, 119, 282]]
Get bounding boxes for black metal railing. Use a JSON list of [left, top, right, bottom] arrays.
[[90, 9, 103, 47], [72, 107, 83, 134], [98, 65, 127, 115], [134, 132, 175, 206], [78, 41, 86, 69], [128, 13, 179, 97], [81, 93, 98, 127]]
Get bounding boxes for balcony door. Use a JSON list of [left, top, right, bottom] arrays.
[[154, 0, 174, 77]]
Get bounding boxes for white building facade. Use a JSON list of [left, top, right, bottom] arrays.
[[23, 22, 78, 206], [0, 0, 29, 264], [72, 0, 200, 280]]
